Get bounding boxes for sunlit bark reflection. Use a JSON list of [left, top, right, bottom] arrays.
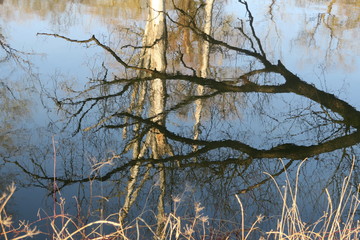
[[120, 1, 170, 235], [194, 0, 214, 146]]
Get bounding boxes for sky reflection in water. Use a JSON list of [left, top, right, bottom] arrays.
[[0, 0, 359, 237]]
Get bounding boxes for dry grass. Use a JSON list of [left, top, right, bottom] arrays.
[[264, 159, 360, 240], [0, 183, 40, 240], [1, 158, 359, 240]]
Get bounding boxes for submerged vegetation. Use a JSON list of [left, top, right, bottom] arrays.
[[1, 160, 359, 239]]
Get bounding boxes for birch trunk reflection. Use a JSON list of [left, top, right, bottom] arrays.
[[121, 0, 170, 231], [193, 0, 214, 146]]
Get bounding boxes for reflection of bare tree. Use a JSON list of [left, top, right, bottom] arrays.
[[0, 83, 29, 154], [0, 28, 33, 203], [34, 0, 358, 170], [0, 29, 31, 156], [18, 0, 359, 226], [0, 32, 31, 66]]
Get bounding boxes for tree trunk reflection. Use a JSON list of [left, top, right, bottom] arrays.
[[120, 0, 170, 232], [194, 0, 214, 147]]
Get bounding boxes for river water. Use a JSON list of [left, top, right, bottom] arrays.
[[0, 0, 359, 239]]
